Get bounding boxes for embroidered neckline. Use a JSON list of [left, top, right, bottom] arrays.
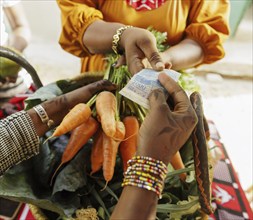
[[126, 0, 165, 11]]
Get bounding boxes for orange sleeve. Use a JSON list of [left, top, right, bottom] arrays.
[[185, 0, 230, 64], [57, 0, 103, 57]]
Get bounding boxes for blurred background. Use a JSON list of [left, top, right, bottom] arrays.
[[18, 0, 253, 202]]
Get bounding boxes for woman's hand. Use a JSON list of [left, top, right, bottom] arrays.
[[117, 27, 165, 74], [29, 79, 116, 137], [137, 72, 198, 165]]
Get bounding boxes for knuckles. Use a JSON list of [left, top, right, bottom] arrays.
[[184, 110, 198, 130]]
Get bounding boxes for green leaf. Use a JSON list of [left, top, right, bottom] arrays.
[[52, 145, 91, 195], [0, 172, 65, 217], [32, 133, 68, 188], [25, 82, 63, 110], [156, 196, 200, 219], [95, 180, 119, 202], [90, 187, 110, 218]]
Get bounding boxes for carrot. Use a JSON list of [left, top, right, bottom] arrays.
[[119, 116, 139, 172], [52, 103, 91, 138], [103, 121, 125, 183], [96, 91, 117, 137], [90, 128, 104, 175], [170, 151, 186, 181], [50, 116, 99, 185]]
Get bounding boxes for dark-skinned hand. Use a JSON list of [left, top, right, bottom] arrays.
[[137, 72, 198, 165], [117, 27, 171, 74]]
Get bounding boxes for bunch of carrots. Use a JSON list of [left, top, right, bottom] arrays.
[[49, 57, 186, 186], [49, 28, 187, 186], [49, 63, 143, 185]]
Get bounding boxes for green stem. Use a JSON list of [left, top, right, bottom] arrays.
[[87, 94, 97, 107]]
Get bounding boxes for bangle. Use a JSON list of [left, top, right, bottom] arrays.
[[33, 104, 54, 128], [112, 25, 133, 55], [122, 156, 167, 199]]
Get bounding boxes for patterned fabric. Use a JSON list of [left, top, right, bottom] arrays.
[[0, 110, 40, 176], [208, 120, 253, 220], [0, 84, 36, 119], [126, 0, 165, 11]]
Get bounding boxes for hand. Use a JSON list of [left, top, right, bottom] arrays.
[[9, 34, 29, 52], [119, 27, 165, 74], [141, 51, 172, 70], [66, 79, 117, 106], [137, 72, 198, 165], [30, 79, 117, 137]]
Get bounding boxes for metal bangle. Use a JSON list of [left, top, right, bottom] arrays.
[[33, 104, 54, 128], [112, 25, 133, 55]]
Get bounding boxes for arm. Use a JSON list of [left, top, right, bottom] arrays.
[[83, 20, 165, 74], [161, 38, 204, 71], [57, 0, 165, 75], [3, 2, 31, 52], [0, 80, 116, 176], [29, 80, 116, 137], [111, 73, 198, 219]]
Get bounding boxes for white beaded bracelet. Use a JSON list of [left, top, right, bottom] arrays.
[[33, 104, 54, 128]]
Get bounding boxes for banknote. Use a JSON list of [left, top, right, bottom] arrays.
[[119, 69, 181, 109]]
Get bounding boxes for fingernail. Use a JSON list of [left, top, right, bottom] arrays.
[[112, 61, 117, 67], [156, 62, 164, 70]]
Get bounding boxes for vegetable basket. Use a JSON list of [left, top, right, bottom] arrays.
[[0, 41, 213, 220]]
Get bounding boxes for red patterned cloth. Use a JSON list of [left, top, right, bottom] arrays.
[[208, 120, 253, 220], [16, 204, 35, 220], [0, 84, 36, 119], [126, 0, 165, 11]]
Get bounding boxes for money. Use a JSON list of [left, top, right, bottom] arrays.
[[119, 69, 181, 109]]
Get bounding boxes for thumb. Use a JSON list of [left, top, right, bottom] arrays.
[[148, 89, 168, 111], [147, 51, 165, 72]]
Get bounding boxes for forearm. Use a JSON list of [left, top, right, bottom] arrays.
[[111, 186, 158, 220], [0, 111, 40, 176], [4, 4, 31, 51], [162, 38, 204, 70], [28, 80, 115, 136], [83, 20, 124, 54]]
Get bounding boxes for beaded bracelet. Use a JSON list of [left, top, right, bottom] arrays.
[[127, 156, 168, 176], [33, 104, 54, 128], [123, 175, 164, 189], [112, 25, 133, 55], [126, 163, 167, 178], [122, 156, 167, 199]]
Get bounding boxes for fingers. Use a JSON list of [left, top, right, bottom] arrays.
[[96, 79, 117, 91], [158, 72, 190, 113], [114, 55, 126, 68], [148, 89, 168, 112], [140, 40, 164, 71], [164, 61, 172, 69], [126, 52, 145, 74], [88, 79, 117, 95]]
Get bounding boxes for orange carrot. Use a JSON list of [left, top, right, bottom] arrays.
[[96, 91, 117, 137], [90, 128, 104, 175], [170, 151, 186, 181], [50, 116, 99, 185], [119, 116, 139, 172], [52, 103, 91, 138], [103, 121, 125, 183]]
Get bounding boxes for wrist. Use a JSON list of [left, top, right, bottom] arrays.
[[112, 25, 133, 55], [122, 156, 168, 199]]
